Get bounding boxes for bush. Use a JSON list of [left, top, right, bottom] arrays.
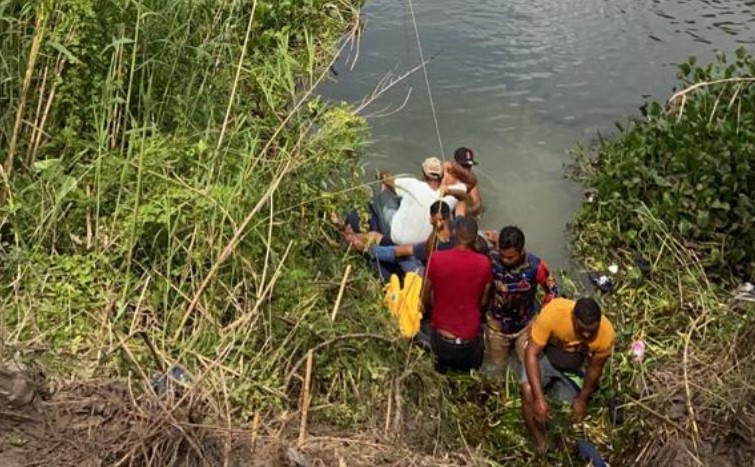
[[0, 0, 416, 432], [574, 47, 755, 280]]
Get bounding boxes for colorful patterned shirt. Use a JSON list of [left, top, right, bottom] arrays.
[[489, 252, 558, 333]]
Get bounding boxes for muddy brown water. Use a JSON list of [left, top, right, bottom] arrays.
[[322, 0, 755, 270]]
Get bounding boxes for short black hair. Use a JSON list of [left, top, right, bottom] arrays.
[[429, 200, 451, 220], [454, 216, 479, 244], [574, 298, 601, 327], [498, 225, 525, 250]]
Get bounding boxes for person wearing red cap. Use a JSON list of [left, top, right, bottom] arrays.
[[443, 147, 483, 217]]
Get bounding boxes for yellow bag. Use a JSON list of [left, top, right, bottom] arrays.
[[383, 272, 424, 338]]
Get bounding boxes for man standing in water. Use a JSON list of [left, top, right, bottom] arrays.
[[443, 147, 483, 217], [481, 226, 559, 379], [422, 217, 492, 373], [521, 297, 615, 452]]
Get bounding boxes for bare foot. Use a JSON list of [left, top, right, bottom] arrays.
[[344, 231, 366, 252]]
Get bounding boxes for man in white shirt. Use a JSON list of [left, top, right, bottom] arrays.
[[381, 157, 466, 245]]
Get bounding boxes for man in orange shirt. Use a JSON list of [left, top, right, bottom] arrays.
[[521, 297, 615, 452]]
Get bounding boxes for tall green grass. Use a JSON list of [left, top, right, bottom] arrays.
[[0, 0, 457, 442]]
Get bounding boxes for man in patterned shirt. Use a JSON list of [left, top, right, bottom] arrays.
[[481, 225, 559, 379]]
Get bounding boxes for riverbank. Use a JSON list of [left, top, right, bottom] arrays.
[[0, 1, 469, 465], [2, 1, 754, 466], [567, 49, 755, 465]]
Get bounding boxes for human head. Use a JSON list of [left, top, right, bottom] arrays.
[[454, 216, 479, 247], [421, 157, 443, 182], [453, 147, 477, 169], [429, 200, 451, 222], [497, 225, 526, 267], [573, 298, 602, 342]]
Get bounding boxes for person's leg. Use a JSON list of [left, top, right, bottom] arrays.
[[470, 335, 484, 370], [369, 245, 397, 263], [441, 336, 484, 373], [343, 210, 363, 234], [430, 331, 450, 374], [481, 314, 511, 380], [548, 371, 582, 402], [398, 256, 423, 274], [513, 325, 530, 364], [370, 190, 399, 237]]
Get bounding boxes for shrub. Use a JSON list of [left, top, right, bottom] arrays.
[[574, 47, 755, 280]]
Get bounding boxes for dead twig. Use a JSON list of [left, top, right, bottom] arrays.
[[284, 334, 397, 390]]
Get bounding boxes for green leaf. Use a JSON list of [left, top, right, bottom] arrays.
[[32, 158, 62, 174], [48, 40, 80, 64]]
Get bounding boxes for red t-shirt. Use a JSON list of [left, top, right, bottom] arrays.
[[426, 248, 492, 340]]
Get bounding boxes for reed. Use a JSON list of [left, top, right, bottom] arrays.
[[0, 2, 463, 464]]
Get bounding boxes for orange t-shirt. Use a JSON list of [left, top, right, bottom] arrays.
[[530, 298, 615, 364]]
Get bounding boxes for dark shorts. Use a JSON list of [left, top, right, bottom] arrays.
[[521, 352, 583, 402], [430, 330, 483, 374]]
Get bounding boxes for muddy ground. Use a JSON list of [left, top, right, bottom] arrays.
[[0, 364, 476, 467]]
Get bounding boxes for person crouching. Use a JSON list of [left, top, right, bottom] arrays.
[[421, 217, 492, 373]]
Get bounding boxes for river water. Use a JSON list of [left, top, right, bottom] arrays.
[[322, 0, 755, 270]]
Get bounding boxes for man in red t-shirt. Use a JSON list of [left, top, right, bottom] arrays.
[[422, 217, 492, 373]]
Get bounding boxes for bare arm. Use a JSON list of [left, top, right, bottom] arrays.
[[525, 339, 546, 403], [577, 355, 608, 402], [483, 230, 499, 245], [467, 185, 482, 216], [379, 170, 396, 192], [394, 244, 414, 257], [572, 354, 609, 422], [446, 165, 478, 189], [480, 282, 492, 310]]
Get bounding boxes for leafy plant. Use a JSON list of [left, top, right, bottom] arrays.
[[574, 47, 754, 280]]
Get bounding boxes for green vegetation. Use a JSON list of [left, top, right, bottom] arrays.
[[2, 0, 754, 465], [569, 49, 755, 465], [0, 0, 453, 447], [574, 48, 754, 280]]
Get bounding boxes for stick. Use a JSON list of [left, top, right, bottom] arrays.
[[384, 381, 393, 433], [2, 11, 47, 205], [298, 350, 314, 447], [668, 77, 755, 104], [138, 331, 165, 373], [284, 333, 396, 389], [217, 0, 258, 152], [250, 410, 261, 452], [175, 159, 293, 340], [330, 265, 352, 321]]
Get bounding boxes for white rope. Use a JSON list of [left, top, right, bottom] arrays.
[[406, 0, 445, 159]]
